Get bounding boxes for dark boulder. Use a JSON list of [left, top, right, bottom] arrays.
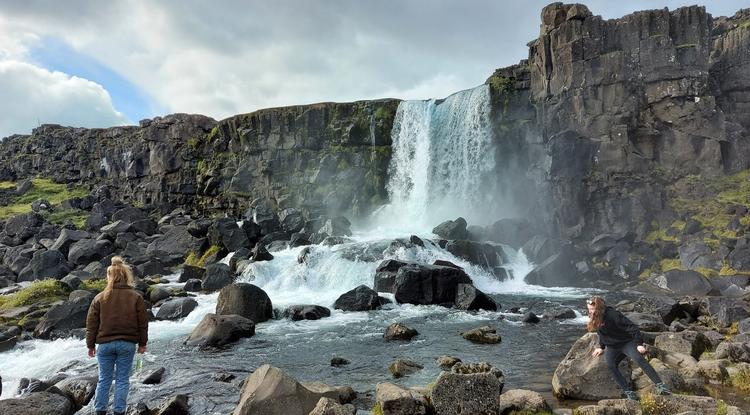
[[146, 227, 206, 257], [183, 279, 202, 292], [208, 218, 250, 252], [229, 247, 252, 274], [202, 263, 233, 292], [393, 264, 472, 306], [524, 244, 585, 287], [149, 287, 171, 304], [187, 219, 212, 238], [100, 220, 132, 236], [282, 305, 331, 321], [279, 208, 306, 233], [432, 217, 468, 240], [185, 313, 255, 348], [318, 217, 352, 237], [373, 259, 409, 293], [641, 270, 718, 296], [50, 229, 89, 257], [250, 242, 274, 262], [67, 239, 113, 267], [54, 376, 97, 410], [216, 283, 273, 323], [486, 218, 535, 248], [543, 307, 577, 320], [334, 285, 385, 311], [445, 240, 500, 269], [522, 312, 540, 323], [130, 219, 158, 236], [136, 260, 165, 278], [142, 367, 166, 385], [17, 250, 70, 282], [156, 298, 198, 320], [112, 207, 148, 224], [179, 265, 205, 283], [384, 323, 418, 341], [454, 284, 498, 311], [34, 296, 93, 339], [0, 391, 74, 415]]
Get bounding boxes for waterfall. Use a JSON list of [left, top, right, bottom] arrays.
[[376, 85, 495, 232]]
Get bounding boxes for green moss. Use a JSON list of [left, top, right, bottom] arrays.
[[187, 136, 201, 149], [660, 258, 682, 272], [207, 126, 221, 142], [42, 208, 88, 229], [487, 74, 514, 113], [81, 279, 108, 292], [372, 403, 384, 415], [640, 392, 676, 415], [0, 178, 89, 220], [0, 181, 15, 190], [717, 399, 728, 415], [185, 245, 222, 268], [0, 279, 69, 310], [739, 20, 750, 29]]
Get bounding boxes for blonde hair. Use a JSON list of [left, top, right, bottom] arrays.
[[586, 296, 606, 332], [101, 256, 135, 302]]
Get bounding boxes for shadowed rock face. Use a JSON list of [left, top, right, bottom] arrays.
[[1, 5, 748, 246]]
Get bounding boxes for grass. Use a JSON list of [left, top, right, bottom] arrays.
[[729, 366, 750, 392], [42, 208, 88, 229], [185, 245, 222, 268], [0, 178, 89, 220], [371, 403, 383, 415], [0, 181, 15, 189], [717, 399, 728, 415], [81, 279, 108, 292], [640, 392, 676, 415], [675, 43, 698, 49], [0, 279, 69, 310]]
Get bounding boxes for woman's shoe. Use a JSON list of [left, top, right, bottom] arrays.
[[655, 382, 672, 395], [624, 390, 640, 401]]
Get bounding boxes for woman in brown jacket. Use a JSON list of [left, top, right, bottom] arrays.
[[86, 256, 148, 415]]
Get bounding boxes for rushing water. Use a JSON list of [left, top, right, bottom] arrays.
[[0, 85, 599, 413]]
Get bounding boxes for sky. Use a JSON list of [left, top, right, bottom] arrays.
[[0, 0, 746, 139]]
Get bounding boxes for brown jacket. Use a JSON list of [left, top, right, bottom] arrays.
[[86, 284, 148, 349]]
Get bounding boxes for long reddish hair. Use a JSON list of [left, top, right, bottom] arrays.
[[586, 296, 606, 332]]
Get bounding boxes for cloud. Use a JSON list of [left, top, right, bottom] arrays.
[[0, 60, 129, 138]]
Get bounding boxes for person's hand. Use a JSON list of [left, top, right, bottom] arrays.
[[637, 345, 647, 354], [88, 348, 96, 358], [138, 345, 147, 354], [592, 347, 604, 357]]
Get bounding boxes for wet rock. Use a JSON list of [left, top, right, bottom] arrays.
[[331, 357, 350, 367], [156, 297, 198, 320], [373, 259, 409, 293], [389, 359, 423, 378], [212, 372, 236, 382], [147, 226, 206, 257], [522, 312, 540, 323], [202, 263, 233, 292], [498, 389, 551, 414], [375, 382, 429, 415], [485, 218, 534, 248], [67, 239, 113, 267], [384, 323, 418, 341], [461, 326, 500, 344], [216, 283, 273, 323], [0, 391, 74, 415], [208, 218, 249, 252], [454, 283, 497, 311], [34, 296, 93, 339], [543, 307, 577, 320], [282, 305, 331, 321], [431, 369, 503, 415], [142, 367, 166, 385], [279, 208, 306, 233], [436, 355, 461, 370], [182, 278, 202, 292], [432, 217, 468, 240], [149, 287, 171, 303], [54, 375, 96, 410], [445, 240, 499, 269], [153, 394, 189, 415], [179, 264, 205, 283], [553, 333, 630, 400], [334, 285, 385, 311], [393, 264, 472, 306], [136, 260, 166, 279], [318, 217, 352, 237], [250, 242, 274, 262], [185, 313, 255, 348]]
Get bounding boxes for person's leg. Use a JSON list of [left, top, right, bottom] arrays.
[[112, 340, 137, 414], [604, 347, 631, 392], [94, 342, 116, 413], [621, 341, 670, 394]]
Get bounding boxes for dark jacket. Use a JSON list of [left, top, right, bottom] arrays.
[[86, 284, 148, 349], [596, 306, 644, 349]]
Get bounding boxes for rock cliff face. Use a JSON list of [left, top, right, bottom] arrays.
[[0, 3, 748, 244], [488, 3, 750, 242]]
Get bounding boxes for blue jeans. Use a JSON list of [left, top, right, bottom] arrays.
[[94, 340, 136, 413], [604, 340, 663, 392]]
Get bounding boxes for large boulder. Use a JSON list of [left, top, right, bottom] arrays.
[[216, 283, 273, 323], [208, 218, 250, 252], [232, 364, 344, 415], [111, 206, 148, 224], [279, 208, 306, 233], [34, 296, 93, 339], [50, 229, 89, 257], [318, 217, 352, 237], [461, 326, 501, 344], [393, 264, 472, 306], [445, 240, 500, 269], [384, 323, 418, 341], [389, 359, 423, 378], [523, 245, 584, 287], [0, 391, 74, 415], [185, 313, 255, 348], [454, 284, 497, 311], [333, 285, 385, 311], [147, 226, 206, 256], [373, 259, 409, 293], [17, 250, 70, 282], [67, 239, 113, 267], [309, 397, 355, 415], [552, 333, 630, 400], [498, 389, 551, 414], [485, 218, 535, 248], [431, 369, 503, 415], [156, 297, 199, 320], [54, 375, 97, 410], [375, 382, 429, 415], [432, 217, 468, 240], [202, 263, 234, 292], [641, 270, 718, 296], [624, 312, 668, 332], [654, 331, 710, 360]]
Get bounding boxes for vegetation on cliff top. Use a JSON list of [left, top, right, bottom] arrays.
[[0, 178, 89, 221]]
